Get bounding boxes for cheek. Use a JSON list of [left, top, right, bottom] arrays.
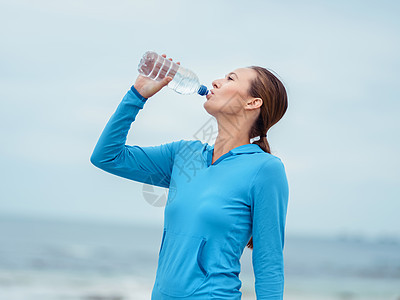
[[222, 86, 237, 95], [222, 88, 245, 106], [222, 85, 243, 99]]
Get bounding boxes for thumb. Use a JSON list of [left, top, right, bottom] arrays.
[[163, 76, 173, 85]]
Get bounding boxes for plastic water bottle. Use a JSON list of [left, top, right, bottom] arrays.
[[137, 51, 209, 96]]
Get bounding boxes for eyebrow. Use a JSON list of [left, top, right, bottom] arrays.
[[225, 72, 239, 79]]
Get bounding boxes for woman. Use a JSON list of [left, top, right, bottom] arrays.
[[90, 54, 289, 299]]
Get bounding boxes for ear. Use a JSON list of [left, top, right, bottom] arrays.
[[246, 97, 263, 109]]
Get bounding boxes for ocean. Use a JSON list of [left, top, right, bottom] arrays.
[[0, 215, 399, 300]]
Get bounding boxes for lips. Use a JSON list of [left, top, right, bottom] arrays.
[[206, 90, 214, 99]]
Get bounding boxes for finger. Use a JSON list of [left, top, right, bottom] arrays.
[[162, 76, 173, 86]]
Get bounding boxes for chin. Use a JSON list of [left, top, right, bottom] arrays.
[[203, 101, 217, 117]]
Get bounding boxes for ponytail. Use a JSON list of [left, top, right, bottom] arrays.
[[245, 66, 288, 250]]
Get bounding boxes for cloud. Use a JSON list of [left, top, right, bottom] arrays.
[[0, 0, 399, 237]]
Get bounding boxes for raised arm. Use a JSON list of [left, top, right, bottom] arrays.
[[90, 54, 182, 188], [250, 157, 289, 299], [90, 85, 183, 188]]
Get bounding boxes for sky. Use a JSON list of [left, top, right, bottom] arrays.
[[1, 0, 399, 239]]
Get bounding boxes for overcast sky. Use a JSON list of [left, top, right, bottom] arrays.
[[1, 0, 399, 239]]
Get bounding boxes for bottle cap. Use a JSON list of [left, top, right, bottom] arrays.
[[198, 85, 209, 96]]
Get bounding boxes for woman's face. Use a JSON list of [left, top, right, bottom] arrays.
[[203, 67, 259, 116]]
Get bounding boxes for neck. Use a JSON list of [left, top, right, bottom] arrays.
[[213, 124, 250, 158]]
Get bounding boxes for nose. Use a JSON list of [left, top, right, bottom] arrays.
[[212, 79, 220, 89]]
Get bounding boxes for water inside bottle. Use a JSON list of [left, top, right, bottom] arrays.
[[138, 51, 179, 81], [138, 51, 208, 96]]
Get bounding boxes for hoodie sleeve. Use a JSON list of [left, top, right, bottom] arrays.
[[250, 157, 289, 300], [90, 85, 183, 189]]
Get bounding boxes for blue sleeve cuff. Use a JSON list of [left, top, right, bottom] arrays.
[[130, 85, 148, 103]]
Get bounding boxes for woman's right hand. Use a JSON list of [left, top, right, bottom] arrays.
[[133, 54, 180, 99]]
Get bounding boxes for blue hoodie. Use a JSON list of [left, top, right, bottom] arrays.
[[90, 86, 289, 299]]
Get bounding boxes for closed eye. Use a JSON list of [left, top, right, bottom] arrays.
[[224, 74, 234, 81]]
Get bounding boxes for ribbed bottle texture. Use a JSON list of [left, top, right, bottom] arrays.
[[137, 51, 209, 96]]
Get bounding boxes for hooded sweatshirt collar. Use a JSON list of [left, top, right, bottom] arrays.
[[207, 143, 264, 154], [205, 143, 265, 167], [227, 143, 265, 154]]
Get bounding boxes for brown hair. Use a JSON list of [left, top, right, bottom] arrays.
[[246, 66, 288, 250]]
